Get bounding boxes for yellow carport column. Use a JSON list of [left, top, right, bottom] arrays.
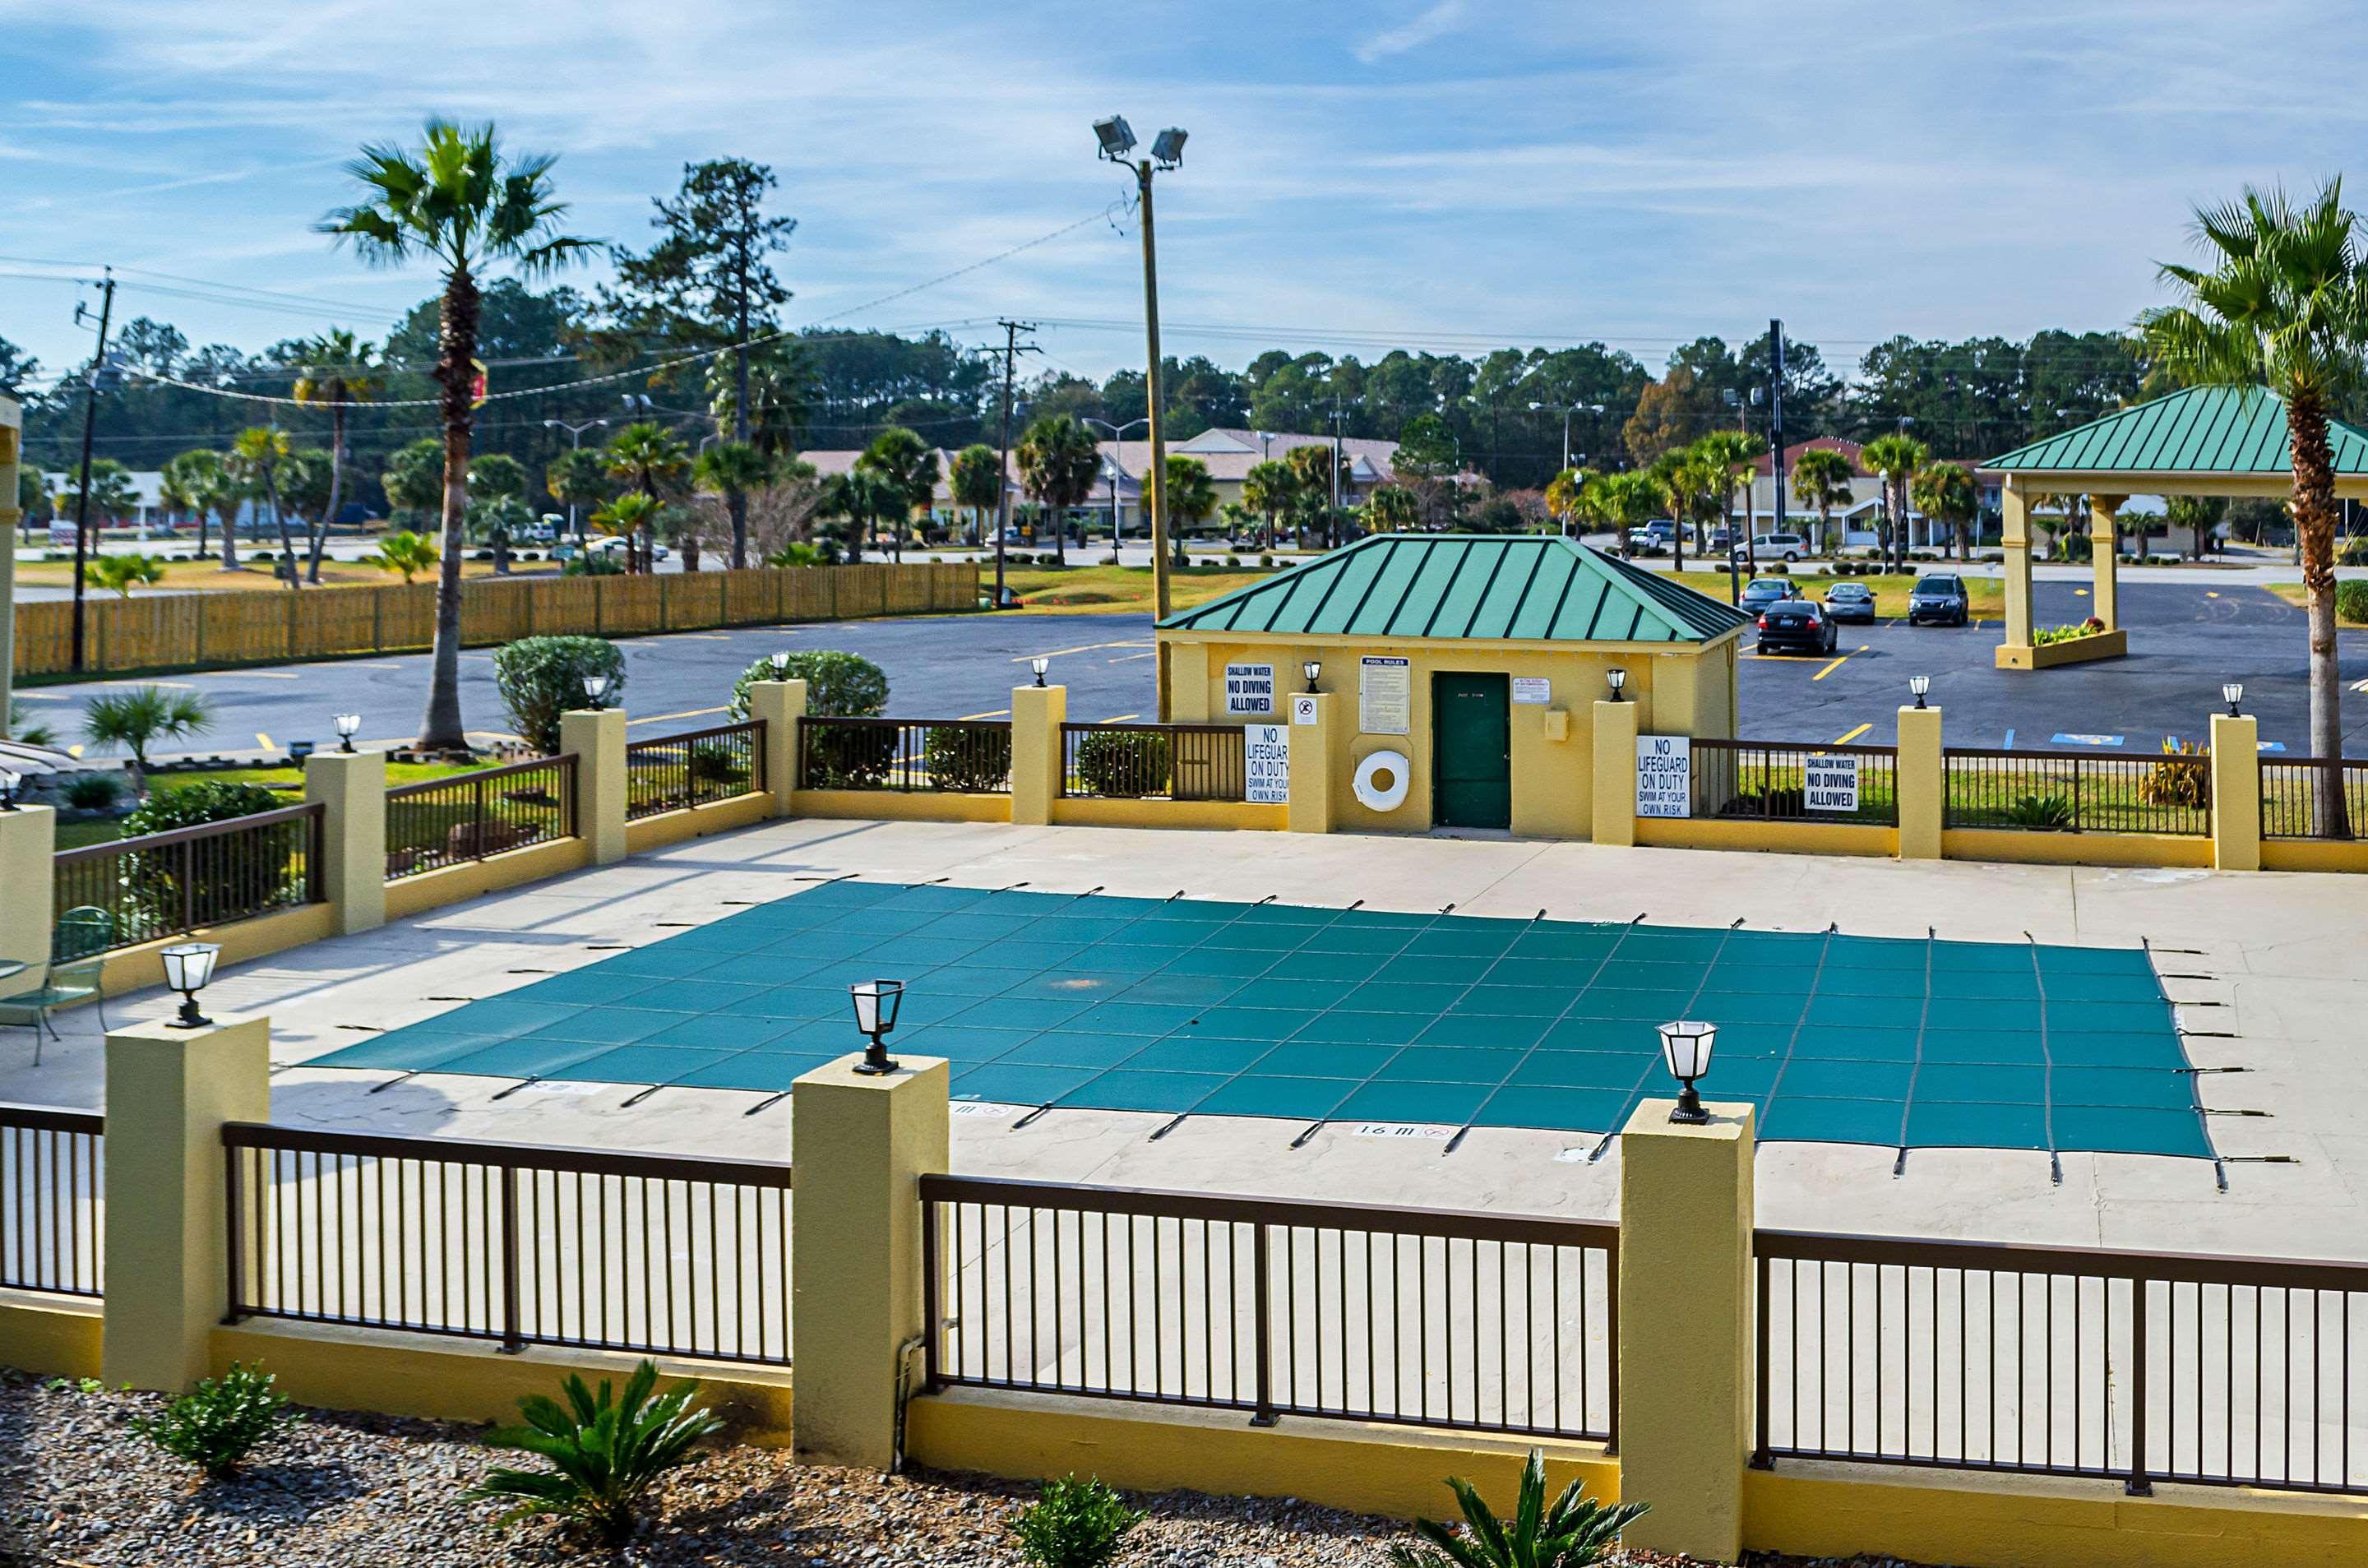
[[1895, 703, 1944, 860], [1011, 682, 1066, 826], [747, 678, 807, 817], [0, 803, 56, 1001], [2088, 493, 2126, 631], [789, 1051, 950, 1470], [2210, 711, 2262, 872], [1998, 480, 2034, 654], [1285, 690, 1335, 833], [1, 396, 21, 738], [1591, 698, 1638, 846], [303, 748, 386, 935], [560, 707, 629, 864], [1616, 1098, 1755, 1565], [101, 1012, 271, 1392]]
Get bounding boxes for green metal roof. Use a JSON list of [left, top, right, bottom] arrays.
[[1985, 386, 2368, 475], [1156, 534, 1752, 645]]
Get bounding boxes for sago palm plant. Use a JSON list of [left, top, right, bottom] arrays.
[[1390, 1448, 1646, 1568], [470, 1359, 721, 1545]]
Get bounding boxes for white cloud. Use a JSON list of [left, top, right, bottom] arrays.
[[1353, 1, 1468, 63]]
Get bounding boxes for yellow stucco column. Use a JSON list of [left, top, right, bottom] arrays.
[[2210, 712, 2261, 872], [1590, 698, 1638, 847], [747, 678, 807, 817], [1010, 682, 1066, 826], [0, 802, 56, 998], [789, 1051, 950, 1470], [303, 749, 386, 935], [1895, 703, 1944, 860], [101, 1012, 271, 1392], [1, 396, 21, 740], [1999, 481, 2033, 650], [560, 707, 628, 864], [1285, 689, 1335, 833], [2088, 494, 2126, 631], [1617, 1098, 1755, 1564]]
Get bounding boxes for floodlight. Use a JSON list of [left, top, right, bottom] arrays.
[[1149, 127, 1189, 168], [1093, 115, 1137, 159]]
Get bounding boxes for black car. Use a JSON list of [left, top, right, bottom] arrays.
[[1757, 598, 1838, 654], [1738, 577, 1799, 613], [1907, 573, 1971, 627], [1822, 580, 1878, 623]]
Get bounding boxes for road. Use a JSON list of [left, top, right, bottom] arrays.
[[12, 580, 2364, 761]]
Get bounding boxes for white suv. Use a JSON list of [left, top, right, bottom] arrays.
[[1750, 532, 1811, 562]]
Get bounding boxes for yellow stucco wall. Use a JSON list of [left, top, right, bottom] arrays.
[[383, 835, 595, 920], [92, 902, 336, 999], [793, 789, 1013, 823], [1940, 828, 2213, 870], [622, 790, 774, 854], [0, 1290, 103, 1380], [1050, 797, 1286, 831], [1635, 817, 1899, 858], [2261, 840, 2368, 874]]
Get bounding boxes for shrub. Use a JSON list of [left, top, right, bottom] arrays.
[[64, 775, 121, 811], [1011, 1476, 1145, 1568], [1390, 1447, 1644, 1568], [2005, 792, 2075, 829], [924, 724, 1013, 792], [561, 551, 624, 577], [2338, 536, 2368, 567], [1072, 729, 1168, 798], [470, 1360, 723, 1546], [727, 650, 888, 722], [83, 686, 213, 786], [2336, 578, 2368, 624], [687, 742, 749, 788], [2139, 738, 2210, 810], [130, 1361, 294, 1478], [493, 636, 627, 754], [125, 779, 287, 836], [121, 780, 303, 927]]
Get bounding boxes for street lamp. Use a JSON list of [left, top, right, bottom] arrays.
[[333, 714, 361, 752], [1528, 400, 1606, 474], [2223, 682, 2244, 717], [1909, 674, 1931, 710], [1302, 660, 1321, 692], [582, 672, 611, 710], [1031, 657, 1049, 687], [1606, 667, 1627, 701], [849, 978, 905, 1075], [544, 418, 609, 549], [160, 941, 222, 1029], [1658, 1019, 1716, 1126], [1095, 113, 1188, 719], [1084, 416, 1149, 546]]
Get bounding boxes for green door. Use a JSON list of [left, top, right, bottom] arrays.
[[1431, 672, 1511, 829]]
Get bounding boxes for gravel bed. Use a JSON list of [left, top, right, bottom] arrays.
[[0, 1369, 1939, 1567]]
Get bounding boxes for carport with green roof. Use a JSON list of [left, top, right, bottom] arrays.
[[1986, 385, 2368, 668]]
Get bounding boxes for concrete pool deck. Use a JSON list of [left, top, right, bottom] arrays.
[[5, 816, 2361, 1262]]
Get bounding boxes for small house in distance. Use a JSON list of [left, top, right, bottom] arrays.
[[1157, 534, 1750, 836]]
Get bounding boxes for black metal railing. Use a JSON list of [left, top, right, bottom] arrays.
[[385, 756, 577, 881], [1756, 1229, 2368, 1496], [1, 1103, 104, 1298], [796, 716, 1013, 793], [1688, 738, 1900, 826], [1060, 723, 1247, 801], [1942, 747, 2210, 835], [626, 720, 765, 820], [922, 1174, 1616, 1441], [2259, 757, 2367, 841], [53, 803, 324, 955], [224, 1122, 791, 1365]]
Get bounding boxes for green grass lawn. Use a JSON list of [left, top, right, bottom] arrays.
[[59, 758, 497, 849]]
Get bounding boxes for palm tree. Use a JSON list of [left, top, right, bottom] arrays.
[[84, 686, 211, 794], [366, 530, 440, 583], [1241, 460, 1297, 552], [1647, 446, 1722, 571], [545, 447, 613, 552], [1014, 414, 1099, 567], [159, 449, 223, 556], [589, 492, 664, 569], [692, 442, 773, 572], [816, 469, 902, 560], [88, 553, 167, 598], [1789, 447, 1855, 557], [1910, 461, 1978, 561], [601, 423, 691, 572], [1858, 432, 1931, 571], [2141, 179, 2368, 830], [2165, 493, 2225, 562], [1693, 429, 1769, 566], [1544, 465, 1596, 539], [1164, 455, 1219, 559], [1594, 469, 1658, 557], [853, 428, 939, 563], [948, 444, 1003, 545], [226, 428, 301, 589], [706, 339, 808, 458], [320, 118, 592, 753], [289, 329, 383, 584], [1364, 483, 1419, 534]]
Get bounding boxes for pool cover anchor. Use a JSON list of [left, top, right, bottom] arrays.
[[367, 1070, 423, 1095], [1011, 1103, 1057, 1130], [743, 1089, 792, 1117], [489, 1076, 544, 1101]]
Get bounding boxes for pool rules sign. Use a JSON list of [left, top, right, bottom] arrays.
[[1635, 735, 1690, 817], [1244, 724, 1289, 803], [1804, 753, 1861, 813]]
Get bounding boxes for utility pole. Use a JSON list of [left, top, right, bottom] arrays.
[[69, 266, 115, 676], [729, 192, 753, 571], [992, 320, 1039, 609], [1329, 393, 1345, 549], [1769, 319, 1788, 546]]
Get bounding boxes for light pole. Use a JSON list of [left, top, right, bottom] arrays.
[[544, 418, 608, 551], [1528, 400, 1604, 474], [1096, 114, 1187, 719], [1084, 415, 1148, 551]]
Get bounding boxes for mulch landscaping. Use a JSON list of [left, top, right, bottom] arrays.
[[0, 1368, 1936, 1567]]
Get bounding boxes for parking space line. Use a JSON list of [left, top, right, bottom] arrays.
[[626, 705, 728, 727], [1834, 723, 1872, 744], [1015, 640, 1145, 662], [1101, 713, 1140, 723], [1811, 645, 1869, 681], [960, 709, 1011, 720], [1108, 651, 1157, 663], [256, 732, 275, 752]]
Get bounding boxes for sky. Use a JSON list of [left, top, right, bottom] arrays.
[[2, 0, 2365, 392]]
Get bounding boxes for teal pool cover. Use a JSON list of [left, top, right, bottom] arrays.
[[314, 880, 2212, 1159]]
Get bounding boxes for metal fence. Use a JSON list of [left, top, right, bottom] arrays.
[[797, 716, 1013, 793], [1688, 738, 1900, 826], [1, 1103, 104, 1298], [922, 1174, 1617, 1441], [53, 803, 324, 956], [1756, 1230, 2368, 1496], [223, 1122, 792, 1365], [1060, 723, 1248, 802], [385, 755, 577, 881], [2259, 757, 2368, 841], [626, 720, 766, 820], [1941, 747, 2210, 835]]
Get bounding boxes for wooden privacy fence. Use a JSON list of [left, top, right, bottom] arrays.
[[14, 561, 979, 677]]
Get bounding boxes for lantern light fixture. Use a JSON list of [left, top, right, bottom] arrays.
[[1606, 667, 1628, 701], [582, 672, 612, 710], [2222, 682, 2244, 717], [1909, 674, 1931, 710], [1658, 1019, 1717, 1126], [770, 651, 792, 678], [849, 978, 907, 1075], [333, 714, 361, 752], [1302, 660, 1321, 692], [160, 942, 223, 1029], [1031, 657, 1049, 687]]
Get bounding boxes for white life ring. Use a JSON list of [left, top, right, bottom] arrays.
[[1353, 748, 1412, 812]]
